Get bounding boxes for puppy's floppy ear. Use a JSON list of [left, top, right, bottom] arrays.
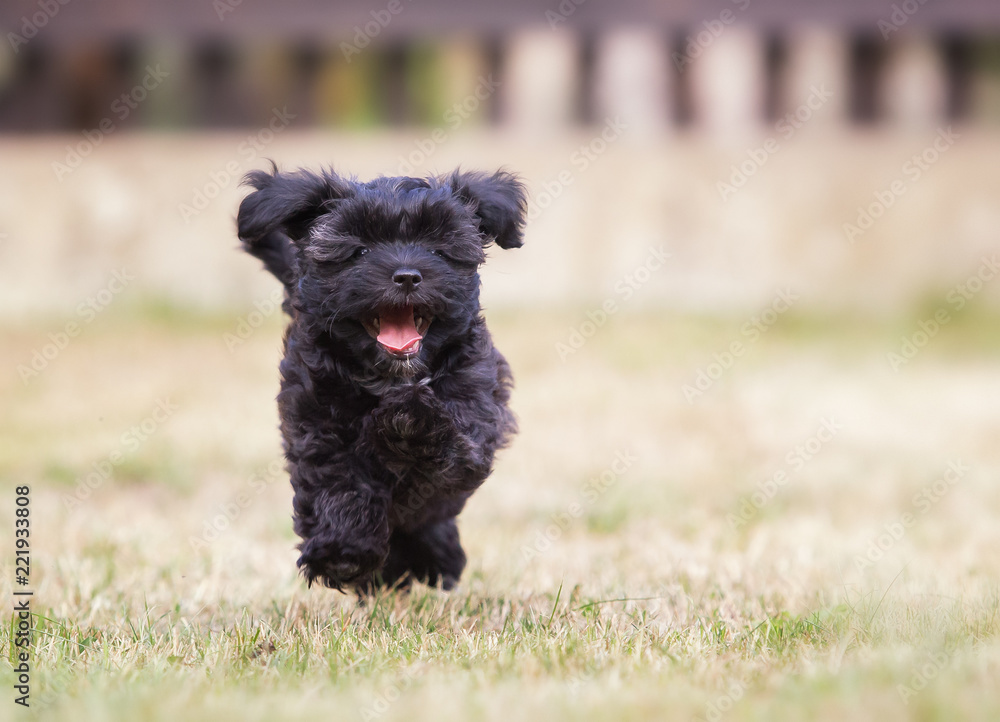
[[238, 164, 352, 247], [237, 165, 353, 286], [449, 170, 528, 249]]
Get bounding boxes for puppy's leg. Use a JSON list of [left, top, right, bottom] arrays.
[[292, 478, 391, 591], [370, 382, 497, 494], [377, 518, 467, 591]]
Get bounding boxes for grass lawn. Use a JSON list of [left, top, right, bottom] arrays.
[[2, 301, 999, 721]]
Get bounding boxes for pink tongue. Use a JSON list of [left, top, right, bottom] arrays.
[[377, 306, 421, 351]]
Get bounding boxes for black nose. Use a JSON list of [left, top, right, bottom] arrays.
[[392, 268, 422, 290]]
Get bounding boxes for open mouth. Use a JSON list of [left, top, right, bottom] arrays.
[[362, 305, 433, 358]]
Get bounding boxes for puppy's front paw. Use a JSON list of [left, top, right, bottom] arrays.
[[372, 383, 450, 457], [382, 380, 440, 417], [297, 536, 387, 591]]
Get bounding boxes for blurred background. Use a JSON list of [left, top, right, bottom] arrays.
[[2, 0, 1000, 315]]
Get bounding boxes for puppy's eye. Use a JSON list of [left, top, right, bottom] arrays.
[[353, 247, 370, 260], [429, 249, 444, 258]]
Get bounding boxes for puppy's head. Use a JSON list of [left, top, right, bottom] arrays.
[[238, 167, 527, 376]]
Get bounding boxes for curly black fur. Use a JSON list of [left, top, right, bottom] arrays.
[[236, 165, 527, 592]]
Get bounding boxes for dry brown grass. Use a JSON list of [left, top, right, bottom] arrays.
[[2, 300, 1000, 721]]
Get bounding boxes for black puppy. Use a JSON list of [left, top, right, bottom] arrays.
[[236, 166, 526, 592]]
